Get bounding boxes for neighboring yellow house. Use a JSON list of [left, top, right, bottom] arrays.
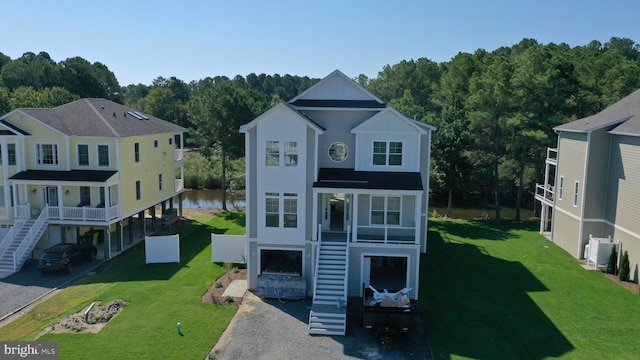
[[0, 98, 187, 273]]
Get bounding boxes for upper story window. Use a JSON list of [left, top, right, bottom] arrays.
[[78, 144, 90, 166], [371, 196, 401, 226], [265, 192, 279, 227], [558, 176, 564, 200], [135, 180, 141, 201], [7, 144, 16, 165], [283, 193, 298, 228], [169, 137, 173, 146], [98, 145, 110, 167], [373, 141, 402, 166], [134, 142, 140, 163], [266, 141, 279, 166], [573, 181, 579, 207], [328, 142, 348, 162], [36, 143, 59, 166], [266, 140, 298, 167], [154, 139, 159, 148], [284, 141, 297, 166], [158, 173, 163, 192]]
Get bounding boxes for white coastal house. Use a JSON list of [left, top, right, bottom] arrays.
[[239, 70, 435, 335]]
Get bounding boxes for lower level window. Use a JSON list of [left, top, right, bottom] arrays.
[[260, 250, 302, 276]]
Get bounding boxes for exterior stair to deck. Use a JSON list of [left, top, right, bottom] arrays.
[[0, 215, 49, 273], [308, 235, 348, 335]]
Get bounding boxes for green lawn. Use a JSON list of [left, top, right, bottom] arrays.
[[0, 212, 245, 360], [422, 219, 640, 360]]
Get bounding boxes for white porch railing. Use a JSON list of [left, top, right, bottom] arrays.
[[535, 184, 554, 202], [175, 179, 184, 192], [355, 226, 417, 244], [174, 149, 184, 162], [0, 205, 31, 257], [48, 205, 120, 222], [546, 148, 558, 164]]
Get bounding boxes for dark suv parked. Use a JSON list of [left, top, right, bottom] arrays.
[[38, 243, 97, 274]]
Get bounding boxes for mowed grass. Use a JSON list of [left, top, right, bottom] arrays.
[[422, 219, 640, 360], [0, 212, 246, 360]]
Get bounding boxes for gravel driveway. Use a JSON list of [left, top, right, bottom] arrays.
[[0, 258, 101, 321], [209, 292, 432, 360]]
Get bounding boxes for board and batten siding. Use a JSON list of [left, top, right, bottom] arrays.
[[247, 126, 258, 239], [255, 107, 308, 246], [555, 132, 588, 218]]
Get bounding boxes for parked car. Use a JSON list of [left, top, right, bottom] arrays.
[[38, 243, 97, 274]]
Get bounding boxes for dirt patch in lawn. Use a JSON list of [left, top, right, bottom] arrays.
[[51, 299, 127, 334], [603, 273, 639, 295], [201, 267, 247, 306]]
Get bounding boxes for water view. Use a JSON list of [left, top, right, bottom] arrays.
[[181, 189, 535, 220]]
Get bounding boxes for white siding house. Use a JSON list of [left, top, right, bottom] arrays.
[[240, 70, 435, 335]]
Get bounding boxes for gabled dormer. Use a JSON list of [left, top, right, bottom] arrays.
[[290, 70, 385, 109], [351, 108, 434, 173]]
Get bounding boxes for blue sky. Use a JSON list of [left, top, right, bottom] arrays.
[[2, 0, 639, 86]]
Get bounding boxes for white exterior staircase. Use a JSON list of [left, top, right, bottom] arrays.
[[308, 230, 349, 335], [0, 207, 49, 273]]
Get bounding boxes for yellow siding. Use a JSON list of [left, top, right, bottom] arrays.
[[118, 134, 177, 216]]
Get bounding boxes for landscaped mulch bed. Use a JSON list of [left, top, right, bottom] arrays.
[[201, 268, 247, 306]]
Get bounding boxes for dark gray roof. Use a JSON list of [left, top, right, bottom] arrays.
[[555, 89, 640, 134], [19, 98, 187, 138], [313, 168, 423, 191], [283, 103, 326, 131], [290, 99, 386, 109], [9, 170, 117, 182]]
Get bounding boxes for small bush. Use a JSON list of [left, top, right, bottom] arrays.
[[607, 244, 617, 275], [214, 282, 223, 289], [224, 296, 234, 304], [619, 251, 630, 281]]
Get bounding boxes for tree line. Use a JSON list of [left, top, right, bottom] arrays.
[[2, 37, 640, 216]]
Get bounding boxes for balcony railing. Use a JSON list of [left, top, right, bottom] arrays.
[[48, 205, 120, 222], [546, 148, 558, 164], [535, 184, 554, 202], [355, 226, 417, 245], [174, 149, 184, 162], [175, 179, 184, 192]]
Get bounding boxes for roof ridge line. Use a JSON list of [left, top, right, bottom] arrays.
[[85, 99, 120, 137]]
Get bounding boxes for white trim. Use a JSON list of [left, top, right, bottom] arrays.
[[34, 142, 60, 167], [96, 143, 110, 167], [77, 143, 91, 167], [257, 246, 305, 278], [289, 69, 384, 104]]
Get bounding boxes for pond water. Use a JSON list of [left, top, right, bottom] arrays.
[[181, 189, 535, 220]]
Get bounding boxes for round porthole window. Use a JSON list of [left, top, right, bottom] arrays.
[[328, 142, 348, 162]]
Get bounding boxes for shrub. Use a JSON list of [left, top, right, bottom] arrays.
[[607, 244, 617, 275], [215, 282, 223, 289], [619, 251, 630, 281]]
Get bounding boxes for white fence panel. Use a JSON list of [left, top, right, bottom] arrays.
[[211, 234, 246, 263], [145, 234, 180, 264]]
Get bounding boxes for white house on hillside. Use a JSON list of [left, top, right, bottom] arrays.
[[240, 70, 435, 335]]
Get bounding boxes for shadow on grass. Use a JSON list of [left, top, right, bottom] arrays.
[[422, 230, 573, 359], [76, 217, 229, 284], [429, 219, 537, 241]]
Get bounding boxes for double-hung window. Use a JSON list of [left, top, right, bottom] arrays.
[[7, 144, 16, 165], [78, 144, 89, 166], [98, 145, 109, 167], [266, 141, 279, 166], [135, 180, 141, 201], [36, 143, 59, 166], [265, 192, 279, 227], [283, 193, 298, 228], [284, 141, 298, 166], [158, 174, 163, 192], [558, 176, 564, 200], [573, 181, 579, 207], [372, 141, 403, 166], [371, 196, 401, 225]]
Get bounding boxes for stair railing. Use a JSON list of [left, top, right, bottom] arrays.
[[343, 225, 350, 302], [313, 224, 322, 301], [12, 205, 49, 271], [0, 204, 30, 260]]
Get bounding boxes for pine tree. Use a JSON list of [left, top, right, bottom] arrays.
[[619, 251, 630, 281], [607, 244, 617, 274]]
